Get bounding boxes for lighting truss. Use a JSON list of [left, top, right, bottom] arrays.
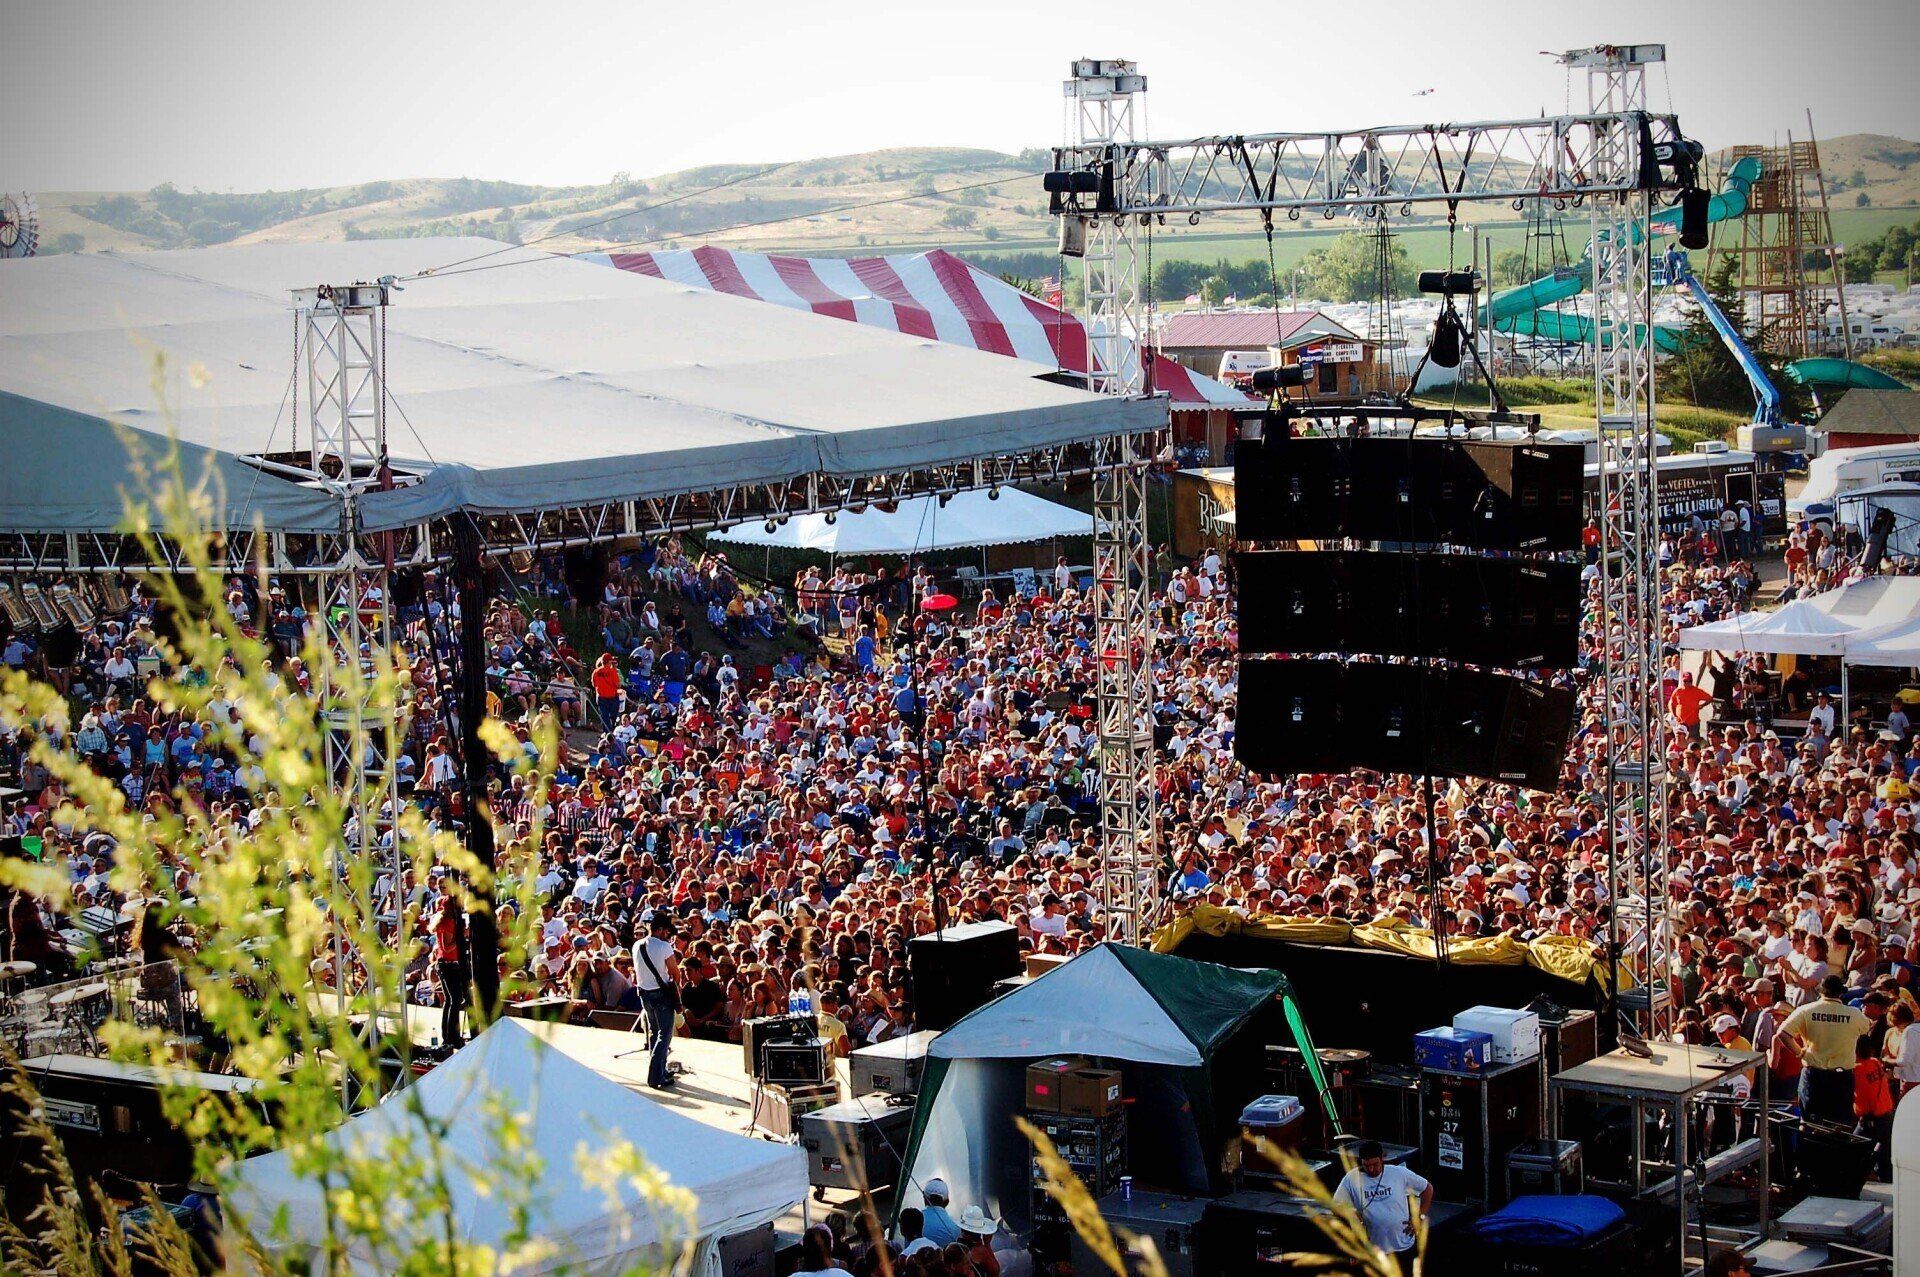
[[1050, 111, 1691, 221]]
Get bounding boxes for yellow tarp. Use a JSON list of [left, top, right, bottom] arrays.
[[1153, 904, 1626, 992]]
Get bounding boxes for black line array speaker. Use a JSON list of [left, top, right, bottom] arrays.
[[1236, 551, 1580, 669], [1235, 660, 1575, 791], [1233, 436, 1584, 551]]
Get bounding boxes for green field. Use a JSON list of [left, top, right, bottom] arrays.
[[953, 205, 1920, 280]]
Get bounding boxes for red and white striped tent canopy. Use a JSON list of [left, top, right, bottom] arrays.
[[584, 247, 1249, 411]]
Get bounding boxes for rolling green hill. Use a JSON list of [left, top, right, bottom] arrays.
[[23, 135, 1920, 272]]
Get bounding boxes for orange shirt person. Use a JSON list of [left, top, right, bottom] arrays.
[[1668, 671, 1713, 734]]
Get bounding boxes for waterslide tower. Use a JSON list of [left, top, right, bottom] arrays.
[[1723, 130, 1851, 359]]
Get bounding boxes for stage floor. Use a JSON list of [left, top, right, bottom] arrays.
[[537, 1025, 880, 1240]]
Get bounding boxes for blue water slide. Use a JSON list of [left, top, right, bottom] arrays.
[[1663, 248, 1781, 426], [1480, 157, 1762, 350]]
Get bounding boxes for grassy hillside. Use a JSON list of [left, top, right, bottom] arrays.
[[19, 135, 1919, 269]]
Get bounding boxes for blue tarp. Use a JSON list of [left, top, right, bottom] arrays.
[[1468, 1194, 1625, 1246]]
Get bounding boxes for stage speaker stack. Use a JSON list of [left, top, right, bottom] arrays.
[[1233, 417, 1583, 791], [908, 920, 1022, 1030]]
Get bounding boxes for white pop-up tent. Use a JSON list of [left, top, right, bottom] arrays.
[[1676, 577, 1920, 721], [1675, 598, 1862, 657], [1897, 1088, 1920, 1276], [226, 1019, 803, 1274], [708, 488, 1096, 557]]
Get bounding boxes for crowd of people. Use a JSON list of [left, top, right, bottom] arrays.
[[6, 495, 1920, 1210]]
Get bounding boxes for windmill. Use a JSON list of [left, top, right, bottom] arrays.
[[0, 192, 41, 259]]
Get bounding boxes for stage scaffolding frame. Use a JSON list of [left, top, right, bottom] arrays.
[[1053, 48, 1687, 1012]]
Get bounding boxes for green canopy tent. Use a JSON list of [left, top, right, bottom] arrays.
[[895, 944, 1331, 1229]]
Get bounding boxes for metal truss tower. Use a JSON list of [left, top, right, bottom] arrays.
[[1065, 59, 1160, 944], [292, 282, 407, 1020], [1050, 52, 1690, 999], [1574, 45, 1672, 1038]]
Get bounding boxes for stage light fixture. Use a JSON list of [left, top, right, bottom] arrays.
[[1428, 311, 1463, 369], [1249, 364, 1307, 393], [988, 486, 1002, 501], [824, 511, 837, 525], [765, 520, 778, 533], [1058, 218, 1087, 259], [1679, 186, 1710, 250], [1418, 269, 1480, 296]]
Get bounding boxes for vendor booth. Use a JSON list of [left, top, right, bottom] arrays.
[[227, 1019, 805, 1274], [896, 944, 1326, 1231]]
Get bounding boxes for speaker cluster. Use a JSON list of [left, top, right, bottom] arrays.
[[1231, 427, 1584, 790]]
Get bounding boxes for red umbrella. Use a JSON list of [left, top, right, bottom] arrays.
[[919, 593, 959, 613]]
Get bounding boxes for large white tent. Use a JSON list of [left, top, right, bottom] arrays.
[[226, 1019, 803, 1274], [0, 239, 1159, 536], [708, 488, 1095, 556]]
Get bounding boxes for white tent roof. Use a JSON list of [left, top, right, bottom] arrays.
[[0, 239, 1160, 535], [1846, 614, 1920, 668], [1677, 578, 1920, 661], [226, 1019, 802, 1274], [1803, 576, 1920, 631], [928, 945, 1203, 1066], [1675, 598, 1863, 656], [708, 487, 1095, 556]]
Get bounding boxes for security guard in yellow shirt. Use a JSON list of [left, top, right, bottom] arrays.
[[1780, 975, 1869, 1124]]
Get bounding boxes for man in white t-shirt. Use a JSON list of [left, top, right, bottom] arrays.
[[1029, 894, 1069, 941], [1333, 1142, 1431, 1271]]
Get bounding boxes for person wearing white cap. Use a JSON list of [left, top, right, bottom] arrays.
[[1712, 1013, 1752, 1052], [919, 1177, 961, 1247]]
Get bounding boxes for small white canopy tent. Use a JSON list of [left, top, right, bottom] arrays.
[[1676, 577, 1920, 722], [1674, 599, 1861, 656], [1803, 576, 1920, 632], [226, 1019, 803, 1275], [708, 488, 1096, 557]]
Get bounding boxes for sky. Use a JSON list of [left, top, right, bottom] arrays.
[[6, 0, 1917, 193]]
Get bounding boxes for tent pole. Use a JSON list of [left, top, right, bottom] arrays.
[[1842, 662, 1850, 736]]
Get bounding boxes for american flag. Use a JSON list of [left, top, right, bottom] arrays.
[[1042, 275, 1064, 308]]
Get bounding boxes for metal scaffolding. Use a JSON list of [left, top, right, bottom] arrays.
[[1065, 60, 1162, 943], [1054, 51, 1686, 1000], [293, 283, 408, 1048]]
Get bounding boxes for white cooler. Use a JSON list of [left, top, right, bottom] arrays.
[[1451, 1006, 1541, 1064]]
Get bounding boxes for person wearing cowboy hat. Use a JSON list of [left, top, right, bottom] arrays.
[[955, 1206, 1011, 1275]]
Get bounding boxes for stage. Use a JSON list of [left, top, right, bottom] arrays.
[[536, 1025, 880, 1242]]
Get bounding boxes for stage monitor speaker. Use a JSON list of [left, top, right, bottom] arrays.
[[1236, 551, 1579, 668], [1236, 661, 1576, 790], [1233, 659, 1349, 774], [908, 920, 1022, 1030]]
